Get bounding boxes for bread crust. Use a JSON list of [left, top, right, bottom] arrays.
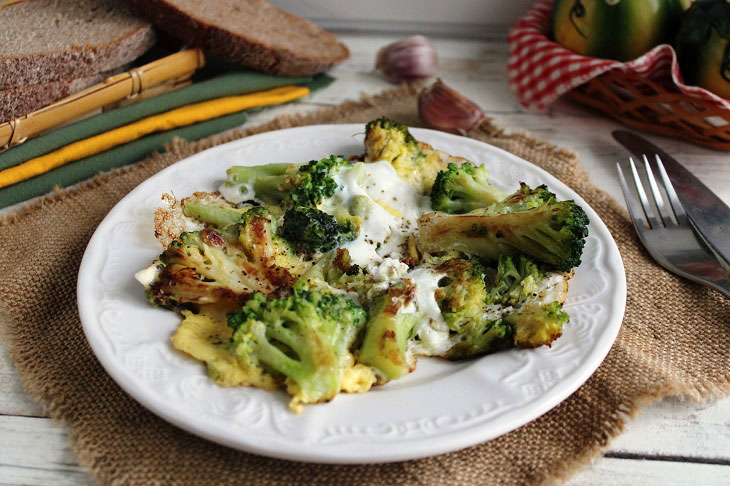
[[0, 67, 127, 123], [0, 23, 156, 90], [121, 0, 349, 75]]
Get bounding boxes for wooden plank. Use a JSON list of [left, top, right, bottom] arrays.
[[565, 458, 730, 486], [271, 0, 535, 29], [0, 466, 94, 486], [0, 416, 78, 469], [0, 338, 46, 417], [609, 396, 730, 461], [0, 414, 728, 486], [0, 415, 92, 485]]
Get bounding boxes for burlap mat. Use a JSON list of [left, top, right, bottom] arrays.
[[1, 85, 728, 485]]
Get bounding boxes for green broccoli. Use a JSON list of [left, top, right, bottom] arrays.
[[298, 248, 379, 302], [222, 163, 295, 204], [224, 156, 350, 208], [357, 280, 420, 383], [142, 207, 303, 308], [418, 183, 589, 271], [494, 183, 556, 214], [363, 116, 480, 193], [363, 117, 432, 190], [364, 117, 420, 160], [183, 201, 247, 228], [486, 254, 542, 306], [444, 300, 568, 359], [419, 256, 569, 360], [281, 207, 358, 254], [507, 301, 568, 349], [290, 155, 349, 208], [430, 162, 507, 213], [228, 280, 367, 410], [443, 318, 514, 360], [433, 257, 488, 329]]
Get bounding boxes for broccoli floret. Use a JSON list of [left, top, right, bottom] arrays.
[[142, 207, 304, 308], [365, 117, 420, 153], [495, 183, 555, 213], [443, 318, 514, 360], [281, 207, 358, 254], [430, 162, 507, 213], [444, 255, 569, 357], [357, 280, 420, 383], [363, 117, 486, 194], [299, 248, 379, 302], [486, 254, 542, 306], [433, 258, 488, 329], [409, 256, 569, 360], [445, 300, 568, 359], [228, 280, 367, 411], [424, 258, 512, 360], [301, 248, 361, 283], [290, 155, 350, 207], [507, 301, 568, 349], [364, 117, 428, 187], [418, 183, 589, 271], [224, 156, 350, 208]]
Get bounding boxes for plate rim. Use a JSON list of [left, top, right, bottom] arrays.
[[77, 124, 626, 464]]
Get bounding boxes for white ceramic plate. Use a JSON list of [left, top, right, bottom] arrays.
[[78, 125, 626, 464]]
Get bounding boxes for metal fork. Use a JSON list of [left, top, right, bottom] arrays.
[[616, 155, 730, 298]]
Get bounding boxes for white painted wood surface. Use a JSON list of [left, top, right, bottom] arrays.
[[1, 31, 729, 486]]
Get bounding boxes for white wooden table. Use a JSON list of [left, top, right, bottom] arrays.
[[1, 31, 729, 486]]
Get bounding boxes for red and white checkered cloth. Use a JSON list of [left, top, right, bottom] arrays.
[[508, 0, 730, 111]]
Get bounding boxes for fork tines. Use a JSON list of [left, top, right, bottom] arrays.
[[616, 154, 687, 230]]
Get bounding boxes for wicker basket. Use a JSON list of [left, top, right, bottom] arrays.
[[567, 66, 730, 151], [509, 0, 730, 151]]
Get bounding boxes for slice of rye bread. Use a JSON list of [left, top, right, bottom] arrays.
[[0, 0, 156, 89], [0, 67, 126, 123], [121, 0, 349, 75]]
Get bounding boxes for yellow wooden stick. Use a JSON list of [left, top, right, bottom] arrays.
[[0, 85, 309, 189]]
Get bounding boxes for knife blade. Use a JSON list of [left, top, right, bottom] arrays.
[[612, 130, 730, 265]]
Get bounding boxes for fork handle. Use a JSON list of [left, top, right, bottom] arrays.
[[667, 264, 730, 299]]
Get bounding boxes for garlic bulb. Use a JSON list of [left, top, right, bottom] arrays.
[[375, 35, 437, 84], [418, 79, 486, 135]]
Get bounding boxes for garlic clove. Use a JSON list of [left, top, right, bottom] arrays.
[[418, 79, 486, 135], [375, 35, 437, 84]]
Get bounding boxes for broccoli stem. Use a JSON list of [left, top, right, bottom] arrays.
[[226, 164, 294, 205], [183, 202, 244, 227], [249, 320, 341, 404], [456, 176, 507, 212], [226, 164, 292, 184], [251, 176, 290, 204], [359, 312, 419, 381]]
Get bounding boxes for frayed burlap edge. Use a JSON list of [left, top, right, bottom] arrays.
[[1, 84, 728, 486]]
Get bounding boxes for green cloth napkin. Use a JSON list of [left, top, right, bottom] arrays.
[[0, 73, 333, 209]]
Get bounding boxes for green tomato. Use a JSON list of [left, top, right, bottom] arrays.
[[676, 0, 730, 99], [553, 0, 691, 61]]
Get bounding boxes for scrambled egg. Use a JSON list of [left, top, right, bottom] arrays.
[[172, 306, 276, 390]]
